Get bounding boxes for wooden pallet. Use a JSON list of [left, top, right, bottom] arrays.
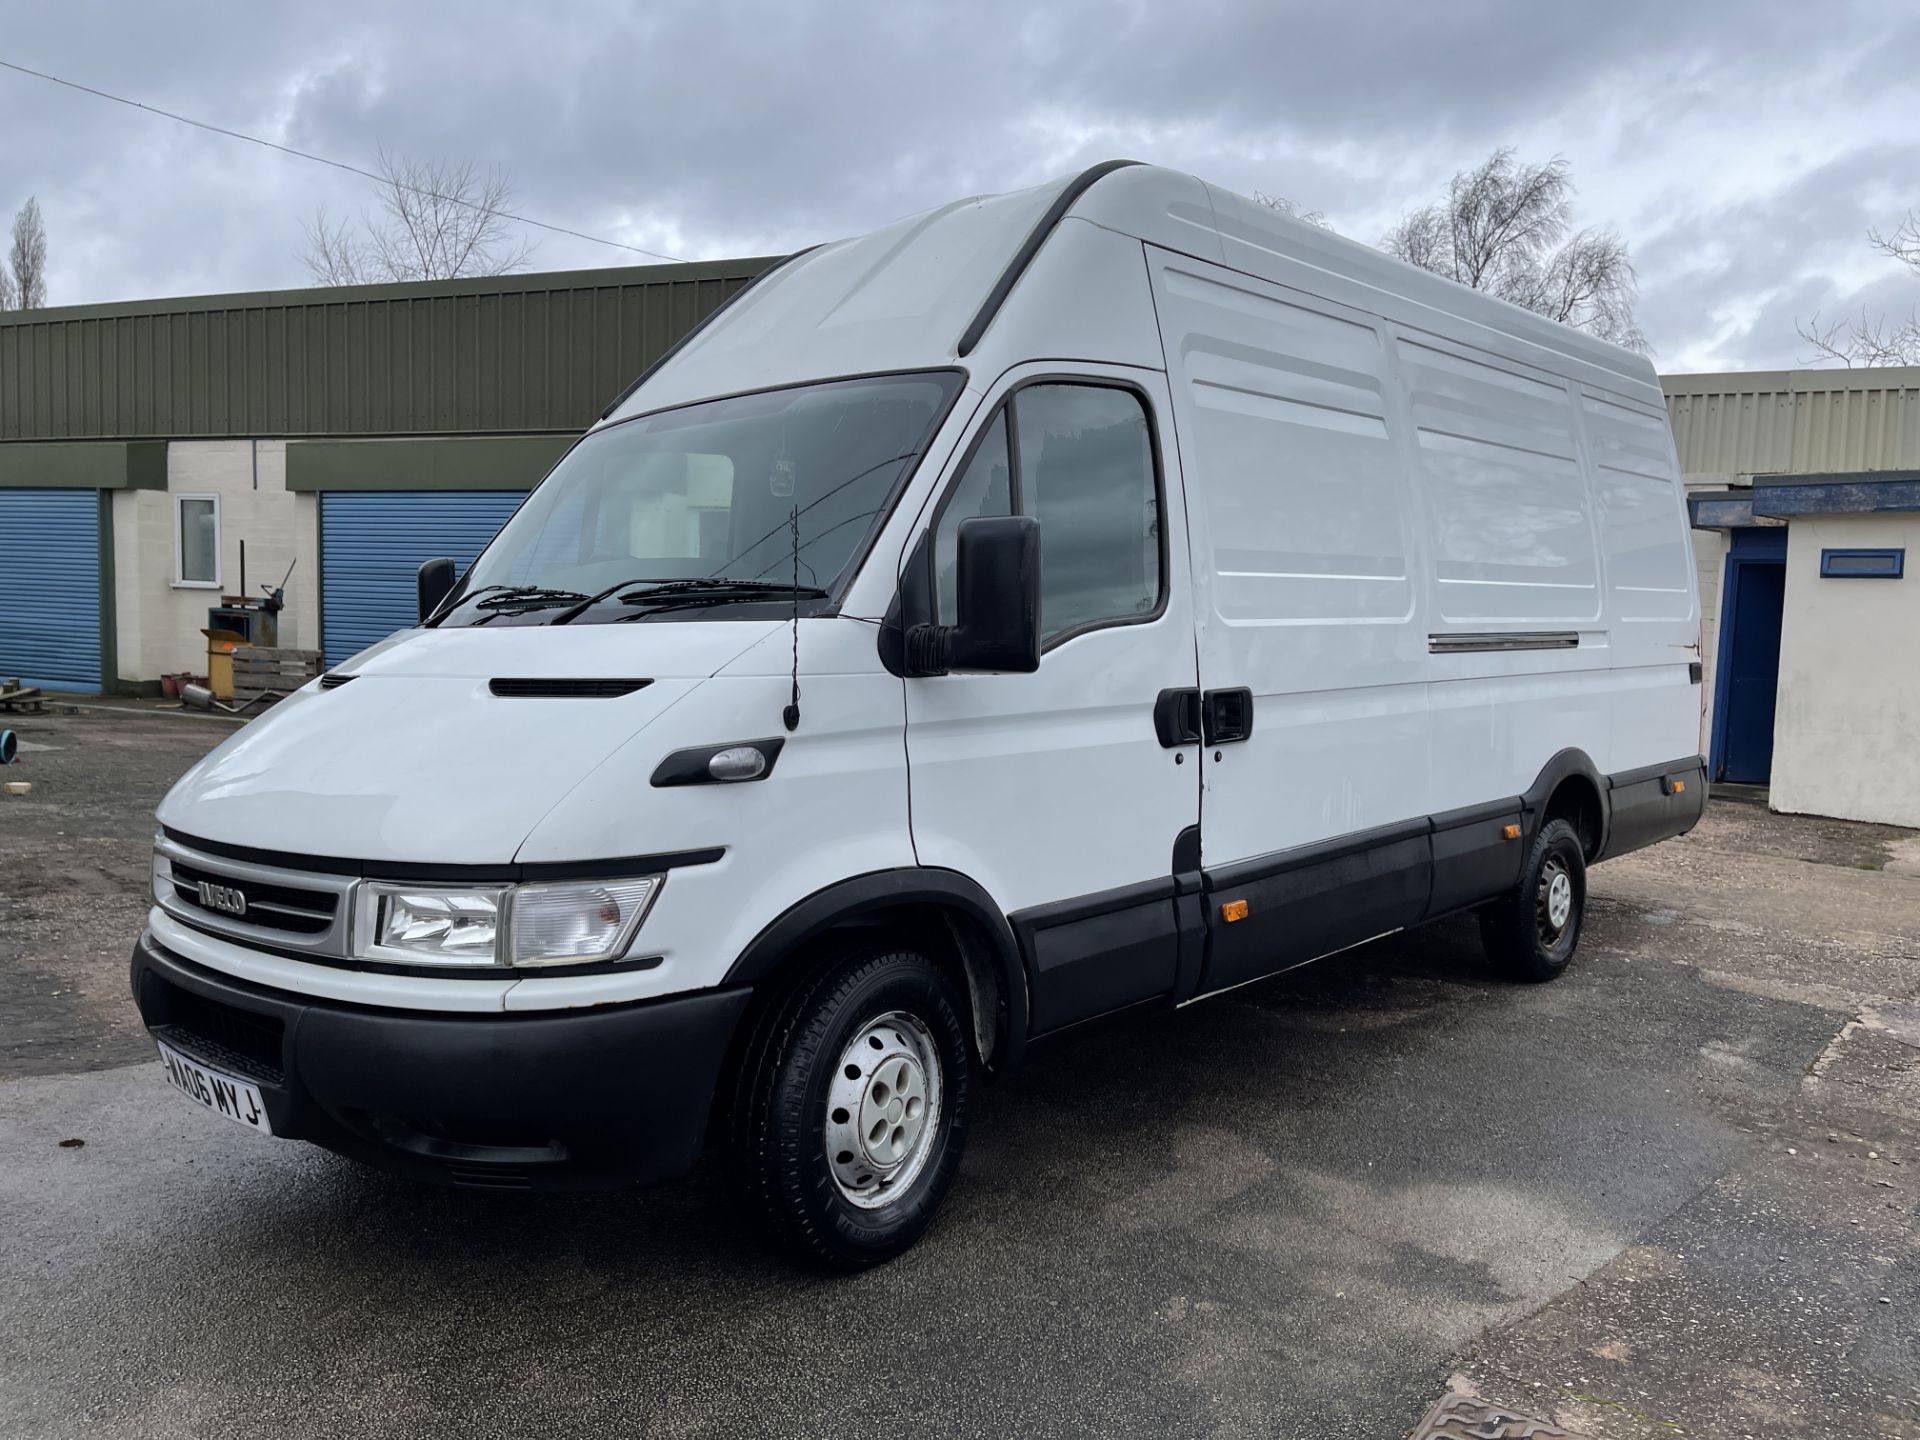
[[0, 678, 45, 714], [230, 648, 324, 705]]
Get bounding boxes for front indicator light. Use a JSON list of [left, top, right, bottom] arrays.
[[651, 737, 786, 787], [707, 745, 768, 782], [510, 876, 661, 966]]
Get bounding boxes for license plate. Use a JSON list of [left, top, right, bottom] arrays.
[[156, 1039, 273, 1135]]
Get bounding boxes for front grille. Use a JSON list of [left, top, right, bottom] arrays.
[[156, 834, 357, 959], [156, 989, 285, 1085], [170, 860, 338, 936]]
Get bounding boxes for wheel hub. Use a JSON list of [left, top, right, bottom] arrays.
[[857, 1049, 927, 1165], [825, 1011, 942, 1209], [1539, 859, 1574, 937], [1546, 870, 1572, 929]]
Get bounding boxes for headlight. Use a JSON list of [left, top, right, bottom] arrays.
[[351, 877, 661, 968], [359, 885, 507, 966], [509, 877, 660, 967]]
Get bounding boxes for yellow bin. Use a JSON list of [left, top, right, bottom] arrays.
[[201, 628, 246, 701]]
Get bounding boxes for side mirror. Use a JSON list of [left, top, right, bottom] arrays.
[[417, 557, 457, 622], [947, 515, 1041, 673]]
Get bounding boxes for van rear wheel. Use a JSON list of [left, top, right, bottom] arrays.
[[731, 946, 974, 1269], [1479, 817, 1587, 982]]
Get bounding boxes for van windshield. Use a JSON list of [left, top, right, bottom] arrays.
[[444, 371, 964, 624]]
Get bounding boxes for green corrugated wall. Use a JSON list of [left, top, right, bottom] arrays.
[[0, 257, 775, 442]]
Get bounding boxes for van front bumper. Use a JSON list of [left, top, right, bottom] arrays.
[[129, 931, 751, 1192]]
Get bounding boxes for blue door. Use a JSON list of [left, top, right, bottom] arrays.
[[320, 492, 526, 667], [0, 489, 103, 692], [1712, 528, 1788, 784]]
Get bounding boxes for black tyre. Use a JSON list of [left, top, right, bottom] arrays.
[[732, 945, 974, 1269], [1479, 817, 1587, 982]]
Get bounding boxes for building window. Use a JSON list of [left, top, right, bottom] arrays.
[[175, 494, 221, 588], [1819, 547, 1904, 579]]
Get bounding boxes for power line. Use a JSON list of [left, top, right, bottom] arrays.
[[0, 56, 686, 263]]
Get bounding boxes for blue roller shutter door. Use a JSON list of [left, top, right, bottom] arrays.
[[320, 492, 527, 667], [0, 489, 103, 692]]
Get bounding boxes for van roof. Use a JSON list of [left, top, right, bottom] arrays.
[[610, 162, 1659, 420]]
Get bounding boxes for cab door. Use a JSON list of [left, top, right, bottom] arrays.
[[903, 366, 1202, 1035]]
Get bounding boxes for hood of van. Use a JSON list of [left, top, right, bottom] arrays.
[[155, 621, 784, 865]]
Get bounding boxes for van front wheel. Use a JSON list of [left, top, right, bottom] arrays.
[[733, 946, 974, 1269], [1479, 817, 1587, 982]]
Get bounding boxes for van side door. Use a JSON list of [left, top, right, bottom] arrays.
[[1146, 249, 1434, 998], [901, 366, 1203, 1035]]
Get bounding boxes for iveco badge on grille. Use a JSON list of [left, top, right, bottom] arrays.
[[197, 880, 248, 917]]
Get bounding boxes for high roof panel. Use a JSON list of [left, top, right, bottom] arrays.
[[610, 181, 1067, 417], [620, 163, 1664, 422]]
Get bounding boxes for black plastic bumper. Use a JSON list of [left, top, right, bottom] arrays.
[[130, 932, 751, 1192], [1597, 756, 1709, 862]]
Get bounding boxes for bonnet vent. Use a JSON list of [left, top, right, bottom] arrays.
[[317, 674, 356, 690], [488, 678, 653, 699]]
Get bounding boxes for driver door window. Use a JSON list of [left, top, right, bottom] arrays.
[[931, 382, 1160, 644], [932, 412, 1012, 624]]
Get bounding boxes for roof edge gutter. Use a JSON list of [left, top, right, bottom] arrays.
[[955, 159, 1143, 359]]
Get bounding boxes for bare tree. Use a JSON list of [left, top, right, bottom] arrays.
[[1253, 191, 1332, 230], [9, 197, 47, 309], [300, 149, 535, 285], [0, 262, 15, 312], [1382, 149, 1646, 351], [1797, 210, 1920, 365]]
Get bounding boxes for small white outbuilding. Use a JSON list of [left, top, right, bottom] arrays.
[[1670, 366, 1920, 828]]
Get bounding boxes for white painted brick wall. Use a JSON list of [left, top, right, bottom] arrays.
[[112, 441, 318, 681]]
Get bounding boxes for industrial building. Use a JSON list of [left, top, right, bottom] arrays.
[[0, 258, 768, 691], [2, 273, 1915, 827]]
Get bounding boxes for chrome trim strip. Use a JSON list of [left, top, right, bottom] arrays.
[[154, 834, 356, 958], [242, 898, 336, 923], [1428, 631, 1580, 654]]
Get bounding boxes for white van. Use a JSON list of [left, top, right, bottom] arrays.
[[132, 163, 1704, 1266]]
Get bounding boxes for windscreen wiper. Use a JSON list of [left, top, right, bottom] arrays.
[[549, 577, 827, 625], [475, 586, 591, 609], [432, 584, 590, 623], [612, 586, 833, 621]]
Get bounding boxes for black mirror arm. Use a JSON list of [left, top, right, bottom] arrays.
[[903, 624, 953, 676], [880, 531, 949, 677]]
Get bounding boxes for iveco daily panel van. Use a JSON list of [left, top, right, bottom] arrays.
[[133, 162, 1705, 1266]]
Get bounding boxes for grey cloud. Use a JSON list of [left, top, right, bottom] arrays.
[[1635, 143, 1920, 368], [1, 0, 1916, 379]]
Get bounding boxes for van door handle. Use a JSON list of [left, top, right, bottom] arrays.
[[1153, 688, 1202, 747], [1202, 688, 1254, 744]]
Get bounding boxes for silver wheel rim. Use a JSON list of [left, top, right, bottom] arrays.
[[824, 1010, 942, 1210], [1539, 859, 1574, 940]]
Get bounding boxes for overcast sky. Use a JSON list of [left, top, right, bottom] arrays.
[[3, 1, 1917, 373]]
